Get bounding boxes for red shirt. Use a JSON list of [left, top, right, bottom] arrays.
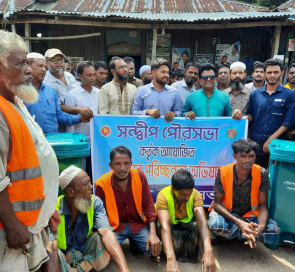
[[95, 169, 157, 234]]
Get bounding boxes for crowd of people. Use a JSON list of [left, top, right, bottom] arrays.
[[0, 29, 295, 272]]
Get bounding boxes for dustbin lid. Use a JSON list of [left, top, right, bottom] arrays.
[[269, 139, 295, 163], [45, 133, 90, 158]]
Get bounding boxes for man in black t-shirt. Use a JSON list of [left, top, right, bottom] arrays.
[[208, 139, 280, 248]]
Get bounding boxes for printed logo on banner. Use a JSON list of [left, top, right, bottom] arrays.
[[226, 128, 238, 139], [100, 126, 111, 137]]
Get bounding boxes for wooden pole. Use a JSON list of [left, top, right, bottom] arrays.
[[25, 23, 31, 52], [271, 25, 281, 57], [151, 28, 157, 62], [11, 24, 16, 32], [23, 32, 101, 40]]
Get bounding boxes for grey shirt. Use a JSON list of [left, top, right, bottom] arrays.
[[44, 71, 79, 104], [214, 164, 270, 216]]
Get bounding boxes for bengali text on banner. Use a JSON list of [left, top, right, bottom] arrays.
[[91, 115, 248, 206]]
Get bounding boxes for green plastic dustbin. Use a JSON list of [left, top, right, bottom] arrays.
[[268, 139, 295, 250], [46, 133, 90, 173], [46, 133, 90, 194]]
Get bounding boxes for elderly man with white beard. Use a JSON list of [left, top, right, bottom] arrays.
[[55, 165, 130, 272], [224, 62, 252, 115], [0, 30, 60, 271]]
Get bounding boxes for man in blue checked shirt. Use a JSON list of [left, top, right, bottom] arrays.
[[25, 53, 89, 134], [131, 59, 182, 122], [245, 58, 295, 169]]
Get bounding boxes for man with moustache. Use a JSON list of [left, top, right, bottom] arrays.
[[224, 62, 252, 115], [156, 170, 216, 272], [65, 61, 99, 145], [0, 30, 59, 271], [245, 58, 295, 168], [208, 139, 280, 248], [95, 146, 161, 263], [99, 57, 137, 115], [285, 63, 295, 90], [65, 61, 99, 179], [124, 56, 143, 87], [139, 65, 152, 85], [24, 53, 86, 134], [245, 61, 266, 91], [94, 61, 108, 89], [131, 59, 182, 122], [183, 63, 242, 120], [216, 63, 230, 91], [171, 61, 200, 106], [44, 49, 93, 131], [56, 165, 130, 272]]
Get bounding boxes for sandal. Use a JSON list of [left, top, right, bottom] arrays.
[[151, 255, 161, 263]]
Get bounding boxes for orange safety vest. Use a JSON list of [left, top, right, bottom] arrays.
[[209, 163, 261, 218], [95, 168, 146, 230], [0, 96, 45, 228]]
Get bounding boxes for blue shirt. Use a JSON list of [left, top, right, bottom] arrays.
[[25, 82, 80, 134], [182, 88, 233, 117], [131, 82, 183, 116], [171, 79, 196, 107], [247, 84, 295, 149], [58, 195, 110, 253]]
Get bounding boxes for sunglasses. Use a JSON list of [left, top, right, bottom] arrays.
[[201, 75, 216, 80]]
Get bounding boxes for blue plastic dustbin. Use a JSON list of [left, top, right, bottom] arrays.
[[268, 139, 295, 250]]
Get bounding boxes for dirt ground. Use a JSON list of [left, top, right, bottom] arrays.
[[103, 239, 295, 272]]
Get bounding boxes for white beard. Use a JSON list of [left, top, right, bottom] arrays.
[[74, 197, 92, 214], [12, 84, 39, 104]]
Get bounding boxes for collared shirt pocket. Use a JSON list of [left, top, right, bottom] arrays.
[[39, 98, 56, 116], [272, 100, 285, 116]]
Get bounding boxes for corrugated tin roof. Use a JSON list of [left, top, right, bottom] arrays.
[[25, 0, 270, 13], [276, 0, 295, 12], [0, 0, 293, 21]]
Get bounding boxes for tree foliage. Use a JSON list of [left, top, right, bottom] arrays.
[[236, 0, 286, 9]]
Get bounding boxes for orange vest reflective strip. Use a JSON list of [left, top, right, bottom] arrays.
[[209, 163, 261, 217], [95, 168, 146, 230], [0, 96, 45, 228]]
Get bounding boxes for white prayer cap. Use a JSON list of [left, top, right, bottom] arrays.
[[27, 52, 46, 60], [139, 65, 151, 76], [230, 61, 246, 71], [59, 165, 83, 190]]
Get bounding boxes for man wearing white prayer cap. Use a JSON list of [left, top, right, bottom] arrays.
[[55, 165, 130, 272], [139, 65, 152, 85], [224, 61, 252, 115], [24, 52, 86, 134]]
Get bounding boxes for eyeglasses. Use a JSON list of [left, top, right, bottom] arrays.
[[201, 75, 216, 80], [115, 65, 127, 70], [50, 58, 65, 64]]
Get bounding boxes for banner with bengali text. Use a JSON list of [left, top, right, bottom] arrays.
[[91, 115, 248, 206]]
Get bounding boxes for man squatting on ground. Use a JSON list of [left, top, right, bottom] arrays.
[[55, 165, 130, 272], [156, 170, 216, 272], [208, 139, 280, 248]]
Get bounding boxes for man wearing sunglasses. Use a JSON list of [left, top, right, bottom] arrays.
[[183, 63, 242, 120]]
